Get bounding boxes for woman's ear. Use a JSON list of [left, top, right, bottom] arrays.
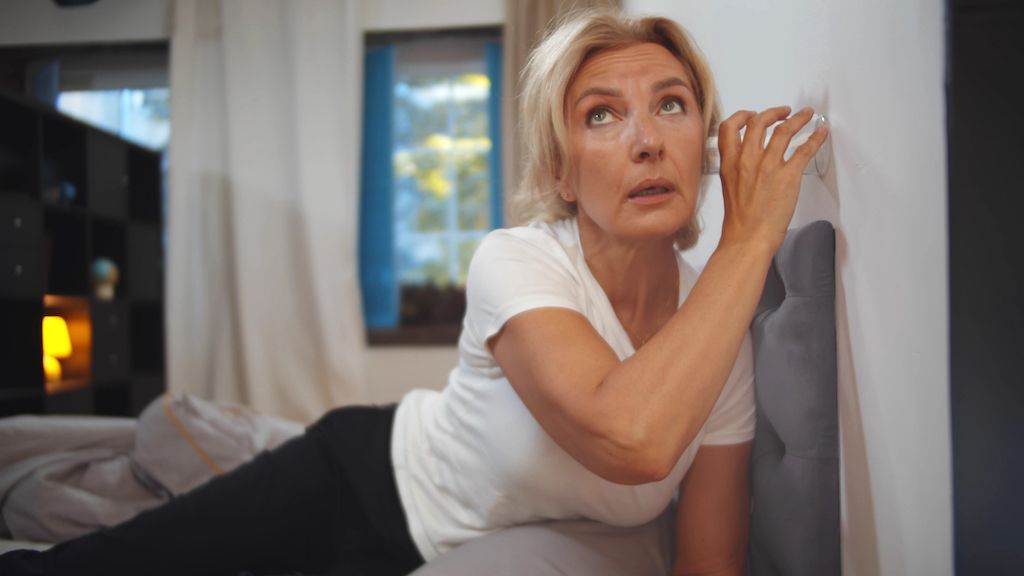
[[556, 180, 576, 202]]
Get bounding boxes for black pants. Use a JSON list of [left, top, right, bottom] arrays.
[[0, 405, 424, 576]]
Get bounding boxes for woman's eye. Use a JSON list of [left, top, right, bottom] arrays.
[[588, 108, 613, 126], [660, 98, 684, 115]]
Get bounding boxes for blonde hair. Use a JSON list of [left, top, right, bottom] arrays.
[[512, 9, 721, 249]]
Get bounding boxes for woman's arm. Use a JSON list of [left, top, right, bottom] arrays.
[[672, 442, 752, 576], [490, 107, 826, 484]]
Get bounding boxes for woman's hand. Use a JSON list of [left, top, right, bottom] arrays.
[[717, 106, 828, 254]]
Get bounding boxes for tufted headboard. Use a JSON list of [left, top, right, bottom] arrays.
[[747, 220, 840, 575], [410, 221, 841, 576]]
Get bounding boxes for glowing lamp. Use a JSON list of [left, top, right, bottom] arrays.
[[42, 315, 73, 384], [43, 316, 72, 358], [43, 354, 62, 383]]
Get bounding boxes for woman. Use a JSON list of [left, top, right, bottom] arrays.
[[0, 8, 826, 576]]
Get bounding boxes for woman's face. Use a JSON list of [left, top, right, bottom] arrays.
[[562, 42, 704, 246]]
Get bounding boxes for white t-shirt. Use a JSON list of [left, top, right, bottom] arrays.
[[390, 217, 755, 561]]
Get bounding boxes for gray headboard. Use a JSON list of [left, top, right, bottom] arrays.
[[748, 220, 840, 575]]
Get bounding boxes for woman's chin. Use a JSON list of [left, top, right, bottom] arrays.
[[629, 206, 694, 239]]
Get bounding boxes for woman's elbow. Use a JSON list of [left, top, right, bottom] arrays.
[[593, 423, 680, 484]]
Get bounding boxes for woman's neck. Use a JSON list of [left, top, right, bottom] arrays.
[[577, 217, 680, 342]]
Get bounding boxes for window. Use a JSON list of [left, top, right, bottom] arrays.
[[0, 43, 169, 152], [361, 29, 502, 343], [57, 88, 169, 151]]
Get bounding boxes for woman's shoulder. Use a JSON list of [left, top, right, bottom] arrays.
[[467, 218, 584, 301], [476, 218, 579, 262]]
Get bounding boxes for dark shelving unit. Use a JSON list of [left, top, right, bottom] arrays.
[[0, 91, 165, 417]]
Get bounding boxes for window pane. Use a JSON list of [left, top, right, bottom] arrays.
[[397, 233, 449, 286], [395, 148, 450, 233], [452, 73, 489, 139], [456, 149, 490, 230], [57, 89, 169, 150], [394, 77, 450, 149], [387, 34, 499, 291]]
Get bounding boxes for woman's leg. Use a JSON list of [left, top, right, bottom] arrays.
[[0, 405, 422, 576]]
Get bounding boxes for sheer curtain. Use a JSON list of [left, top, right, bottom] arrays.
[[167, 0, 367, 422]]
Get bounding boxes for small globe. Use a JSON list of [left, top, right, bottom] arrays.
[[91, 258, 120, 284]]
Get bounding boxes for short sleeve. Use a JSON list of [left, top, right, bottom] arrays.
[[464, 229, 584, 345], [701, 332, 756, 446]]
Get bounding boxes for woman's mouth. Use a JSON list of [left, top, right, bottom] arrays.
[[627, 181, 675, 204]]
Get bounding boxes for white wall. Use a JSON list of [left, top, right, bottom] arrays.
[[626, 1, 951, 575], [0, 0, 171, 46], [367, 346, 459, 403], [0, 0, 505, 46], [361, 0, 502, 31]]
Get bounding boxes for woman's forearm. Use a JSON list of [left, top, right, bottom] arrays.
[[592, 238, 773, 479]]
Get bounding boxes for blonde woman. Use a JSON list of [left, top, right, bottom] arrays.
[[1, 9, 826, 576]]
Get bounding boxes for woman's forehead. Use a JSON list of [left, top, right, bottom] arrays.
[[569, 42, 691, 93]]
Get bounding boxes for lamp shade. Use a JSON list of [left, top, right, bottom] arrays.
[[43, 316, 73, 359]]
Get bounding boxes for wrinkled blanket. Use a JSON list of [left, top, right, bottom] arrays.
[[0, 393, 304, 543]]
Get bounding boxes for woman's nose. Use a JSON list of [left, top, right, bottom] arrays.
[[629, 115, 664, 162]]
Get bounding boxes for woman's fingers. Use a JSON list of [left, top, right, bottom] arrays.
[[763, 107, 816, 166], [717, 105, 827, 253], [739, 106, 792, 166], [785, 120, 829, 170], [718, 110, 755, 177]]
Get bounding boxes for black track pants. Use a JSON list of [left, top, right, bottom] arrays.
[[0, 404, 424, 576]]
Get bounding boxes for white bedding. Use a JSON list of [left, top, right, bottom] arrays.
[[0, 393, 303, 544]]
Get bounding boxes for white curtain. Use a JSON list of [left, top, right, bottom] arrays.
[[167, 0, 367, 422]]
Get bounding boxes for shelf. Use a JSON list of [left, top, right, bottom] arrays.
[[41, 115, 88, 210], [0, 387, 44, 402], [0, 192, 43, 246], [45, 377, 90, 396], [87, 131, 128, 219], [0, 97, 39, 196], [127, 222, 162, 299], [0, 388, 44, 415], [0, 300, 43, 393], [93, 375, 163, 417], [91, 300, 129, 381], [1, 94, 165, 418], [44, 385, 94, 415], [131, 301, 164, 372], [128, 146, 162, 223], [0, 243, 44, 298], [44, 208, 90, 295]]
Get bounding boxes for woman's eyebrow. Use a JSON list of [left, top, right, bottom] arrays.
[[574, 87, 622, 106], [652, 77, 693, 94], [573, 77, 694, 107]]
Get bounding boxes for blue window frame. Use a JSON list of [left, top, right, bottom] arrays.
[[360, 32, 502, 331]]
